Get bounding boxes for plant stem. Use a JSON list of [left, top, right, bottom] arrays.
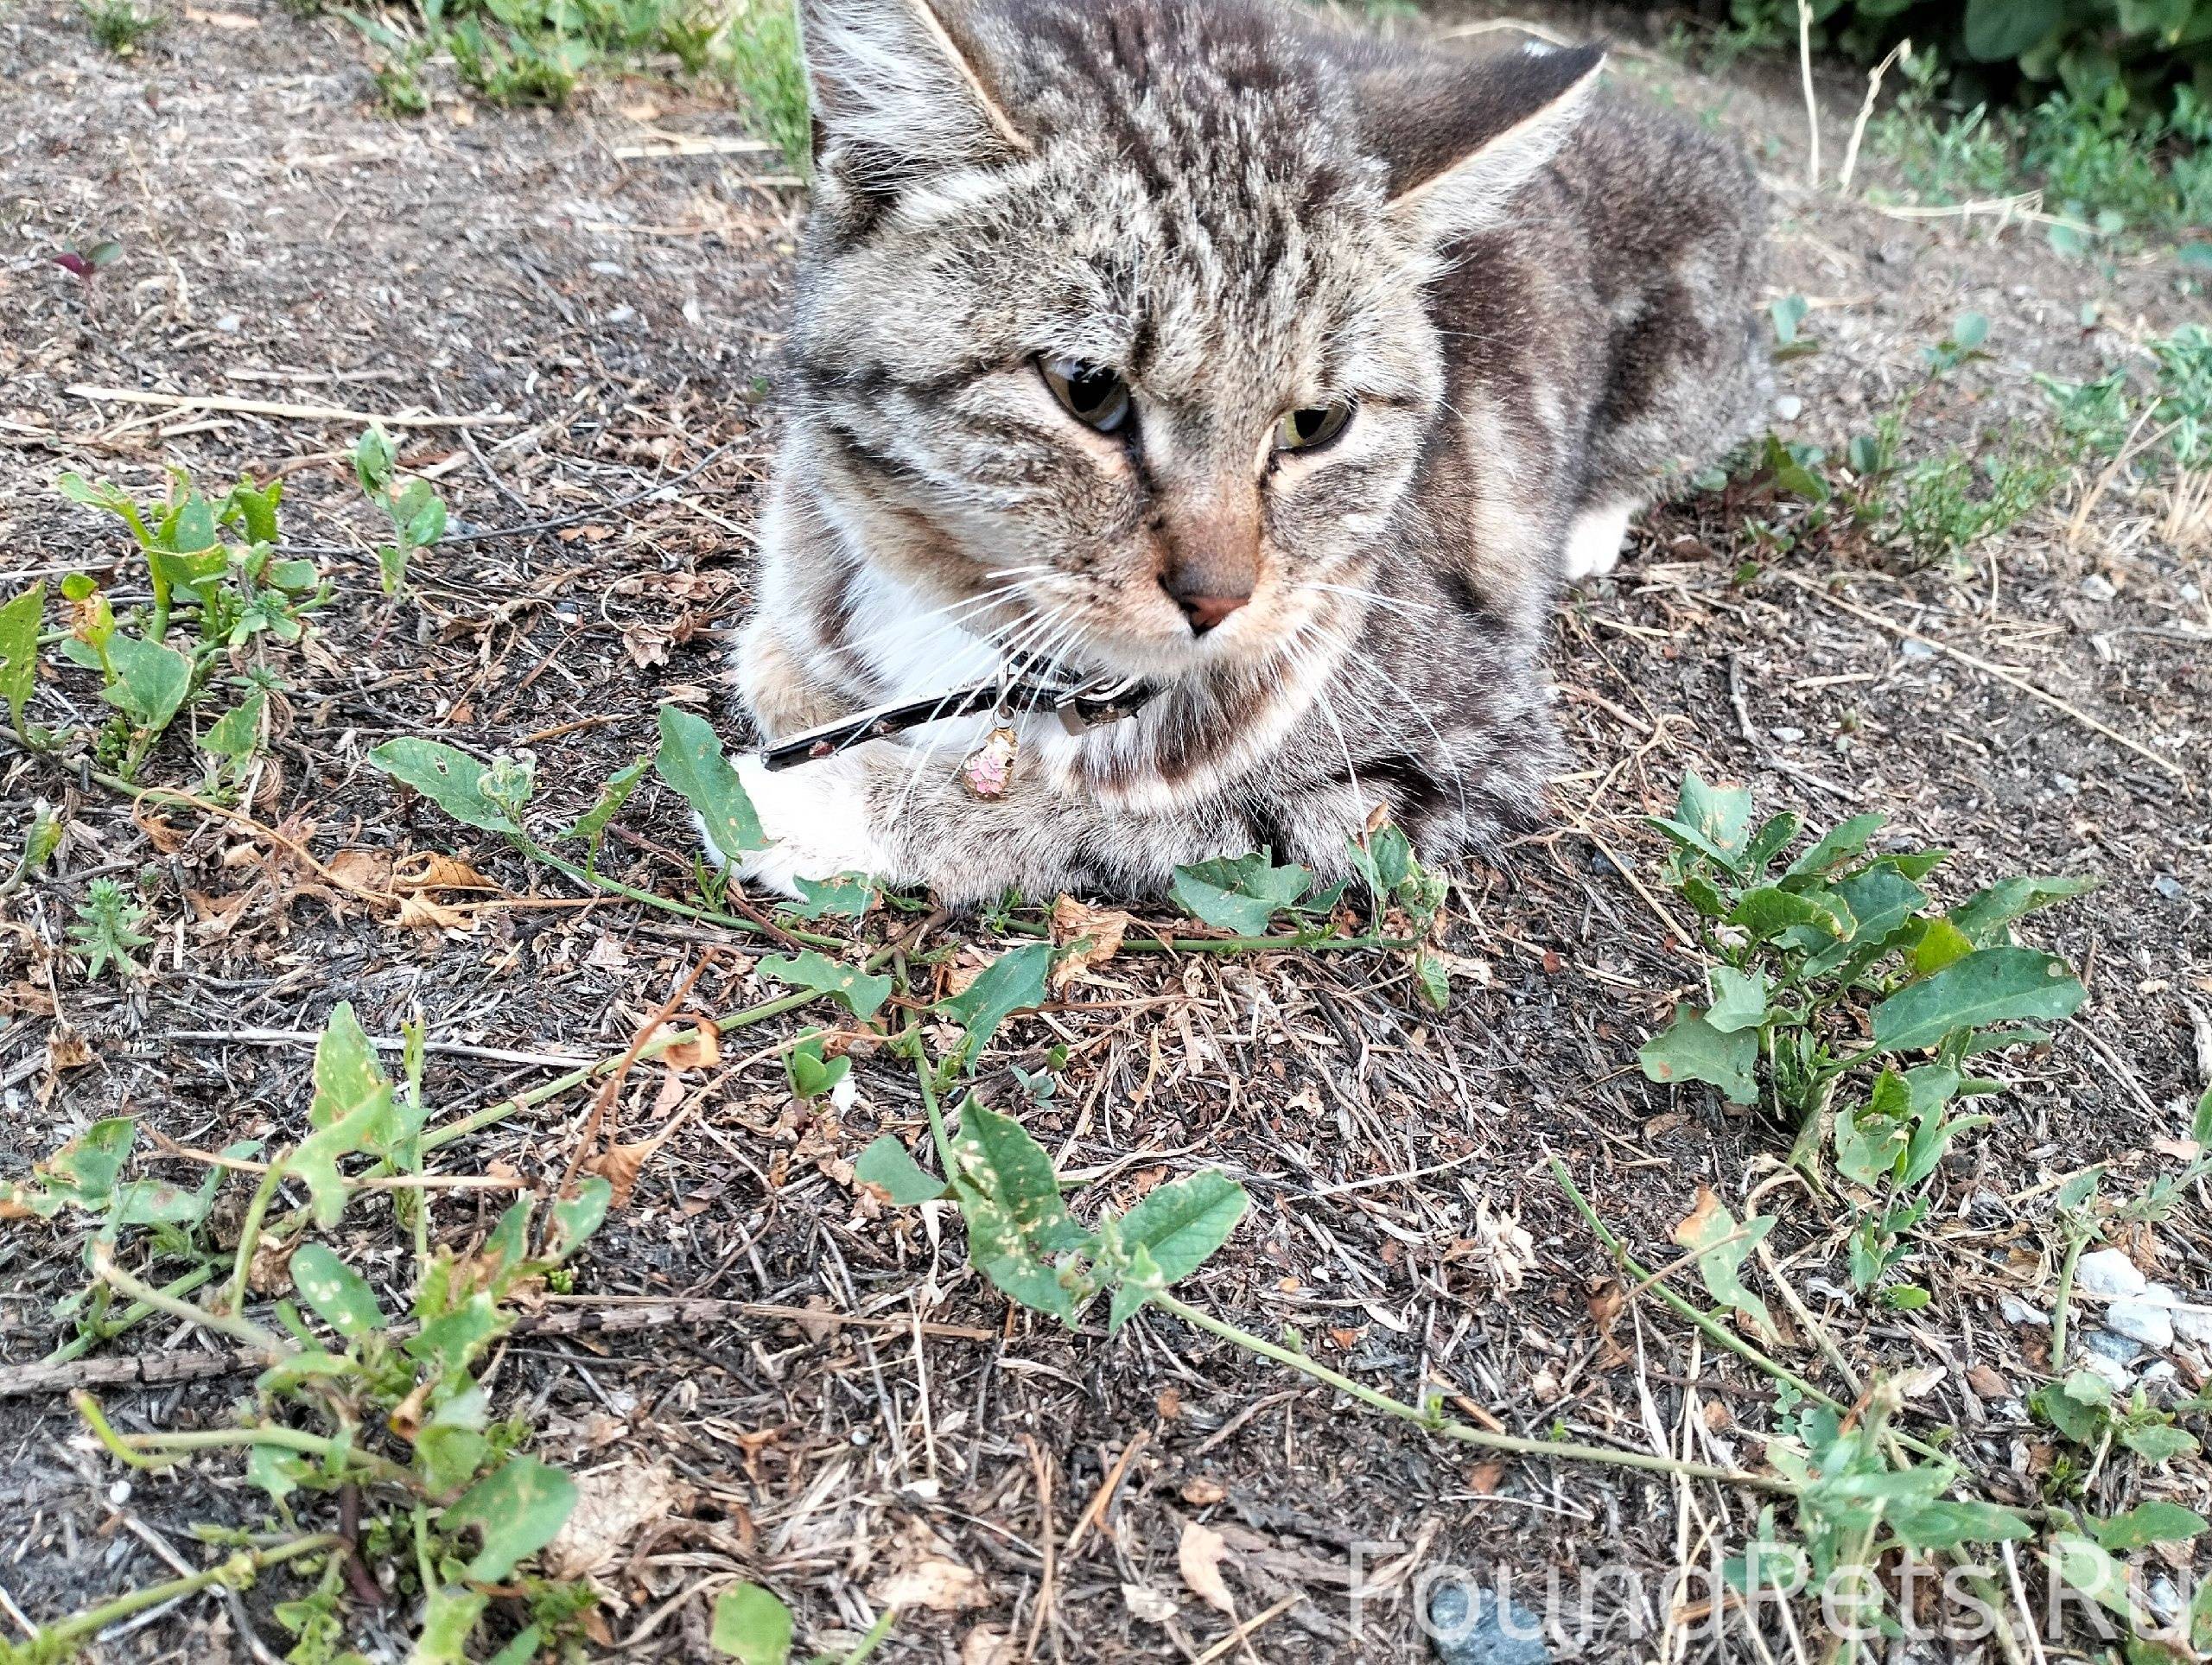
[[996, 917, 1418, 956], [45, 1265, 213, 1365], [72, 1404, 418, 1490], [2048, 1223, 2094, 1371], [1148, 1292, 1796, 1495], [11, 1533, 337, 1655], [522, 836, 845, 950], [93, 1246, 287, 1354], [221, 1160, 289, 1318]]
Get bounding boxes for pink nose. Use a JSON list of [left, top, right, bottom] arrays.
[[1168, 588, 1249, 633]]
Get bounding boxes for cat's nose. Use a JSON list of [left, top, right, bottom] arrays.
[[1161, 578, 1249, 634]]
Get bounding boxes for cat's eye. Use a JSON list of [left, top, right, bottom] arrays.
[[1039, 357, 1132, 434], [1275, 402, 1354, 453]]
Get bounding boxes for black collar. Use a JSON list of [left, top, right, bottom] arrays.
[[761, 658, 1157, 771]]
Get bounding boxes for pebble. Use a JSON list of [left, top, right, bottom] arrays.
[[606, 304, 638, 324], [1900, 639, 1936, 661], [1771, 726, 1805, 743], [2107, 1291, 2176, 1351], [2074, 1248, 2147, 1300], [1430, 1582, 1551, 1665], [1999, 1294, 2049, 1328], [2081, 574, 2119, 601], [2155, 875, 2186, 901], [2173, 1302, 2212, 1347], [1774, 394, 1802, 421]]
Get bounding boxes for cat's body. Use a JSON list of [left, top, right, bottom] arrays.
[[719, 0, 1767, 905]]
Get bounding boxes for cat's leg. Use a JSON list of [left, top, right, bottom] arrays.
[[1561, 496, 1639, 581]]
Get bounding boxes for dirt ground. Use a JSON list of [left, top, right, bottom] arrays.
[[3, 0, 2209, 1660]]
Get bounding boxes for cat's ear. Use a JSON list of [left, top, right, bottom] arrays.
[[1366, 42, 1605, 244], [799, 0, 1031, 186]]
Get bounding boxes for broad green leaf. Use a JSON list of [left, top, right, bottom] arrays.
[[655, 705, 766, 855], [101, 633, 191, 732], [0, 582, 42, 732], [442, 1456, 576, 1581], [1170, 848, 1313, 936], [939, 941, 1054, 1067], [393, 478, 447, 548], [2195, 1084, 2212, 1151], [353, 427, 397, 495], [1744, 811, 1801, 874], [1785, 813, 1885, 878], [1912, 917, 1975, 975], [1948, 875, 2097, 946], [758, 950, 892, 1020], [1872, 949, 2087, 1054], [1705, 966, 1770, 1033], [1889, 1498, 2032, 1550], [951, 1102, 1092, 1321], [1640, 1007, 1758, 1104], [1769, 294, 1808, 346], [1649, 769, 1753, 872], [39, 1116, 137, 1210], [1108, 1170, 1247, 1296], [785, 872, 875, 920], [1963, 0, 2061, 61], [221, 476, 283, 547], [1728, 885, 1850, 943], [245, 1441, 308, 1506], [1413, 946, 1450, 1013], [2120, 1423, 2199, 1464], [289, 1089, 391, 1230], [200, 689, 265, 764], [710, 1584, 793, 1665], [855, 1134, 946, 1204], [289, 1243, 385, 1338], [485, 1625, 544, 1665], [310, 1002, 394, 1138], [544, 1177, 612, 1261], [115, 1149, 237, 1227], [2048, 1532, 2133, 1620], [411, 1586, 488, 1665], [558, 753, 651, 853], [1671, 1189, 1776, 1339], [368, 738, 519, 833], [1829, 867, 1928, 950], [2092, 1502, 2209, 1552], [2031, 1380, 2107, 1444], [416, 1384, 492, 1494]]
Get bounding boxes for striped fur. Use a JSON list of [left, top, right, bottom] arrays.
[[718, 0, 1768, 905]]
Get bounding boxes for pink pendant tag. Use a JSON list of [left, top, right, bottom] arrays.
[[960, 726, 1019, 799]]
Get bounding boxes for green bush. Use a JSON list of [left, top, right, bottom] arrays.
[[1693, 0, 2212, 124]]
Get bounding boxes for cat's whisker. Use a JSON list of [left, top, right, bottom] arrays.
[[1295, 581, 1439, 619]]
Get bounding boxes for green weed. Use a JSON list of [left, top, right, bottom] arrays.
[[79, 0, 162, 54], [724, 0, 809, 168], [2041, 322, 2212, 474]]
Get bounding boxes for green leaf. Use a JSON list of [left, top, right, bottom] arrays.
[[1705, 966, 1770, 1033], [289, 1087, 393, 1231], [1827, 867, 1928, 949], [1872, 949, 2087, 1054], [40, 1116, 137, 1211], [951, 1102, 1092, 1321], [1413, 946, 1450, 1013], [200, 689, 266, 765], [412, 1586, 488, 1665], [353, 427, 397, 496], [655, 704, 766, 856], [101, 633, 191, 733], [1786, 813, 1885, 878], [2048, 1532, 2133, 1619], [785, 1031, 850, 1099], [1640, 1008, 1758, 1105], [709, 1584, 793, 1664], [310, 1002, 394, 1135], [558, 754, 651, 853], [1744, 812, 1801, 874], [1728, 885, 1850, 943], [544, 1178, 613, 1261], [785, 872, 876, 920], [1912, 917, 1975, 975], [0, 582, 43, 733], [289, 1243, 385, 1338], [1948, 875, 2097, 946], [485, 1625, 545, 1665], [1671, 1190, 1776, 1338], [758, 950, 892, 1020], [245, 1441, 308, 1506], [1170, 848, 1313, 936], [1963, 0, 2062, 60], [2120, 1422, 2200, 1464], [221, 476, 283, 547], [855, 1134, 946, 1204], [2194, 1084, 2212, 1151], [1769, 294, 1808, 346], [1111, 1171, 1247, 1289], [442, 1455, 576, 1581], [2031, 1380, 2107, 1444], [1649, 770, 1754, 872], [2093, 1502, 2209, 1552], [939, 941, 1054, 1068], [367, 738, 519, 833], [1890, 1497, 2031, 1550]]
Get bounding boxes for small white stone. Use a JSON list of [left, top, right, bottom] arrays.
[[107, 1480, 130, 1506], [2171, 1301, 2212, 1346], [2106, 1295, 2175, 1350], [1774, 394, 1803, 421], [2081, 574, 2118, 601], [2000, 1294, 2050, 1328], [2074, 1247, 2147, 1300]]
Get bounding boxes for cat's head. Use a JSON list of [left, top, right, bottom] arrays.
[[783, 0, 1601, 683]]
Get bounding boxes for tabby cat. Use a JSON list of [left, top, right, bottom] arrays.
[[712, 0, 1768, 905]]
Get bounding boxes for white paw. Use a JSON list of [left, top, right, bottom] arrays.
[[1563, 499, 1638, 582], [696, 753, 893, 900]]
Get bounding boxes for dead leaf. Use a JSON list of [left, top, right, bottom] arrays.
[[874, 1556, 988, 1613], [588, 1140, 658, 1210], [662, 1024, 721, 1071], [1121, 1584, 1179, 1625], [47, 1026, 93, 1072], [793, 1293, 839, 1344], [396, 893, 474, 933], [1178, 1476, 1224, 1506], [544, 1463, 689, 1579], [1177, 1519, 1236, 1617], [1048, 897, 1132, 993], [959, 1627, 1016, 1665], [1967, 1364, 2011, 1399], [621, 624, 671, 668], [393, 852, 501, 893], [1468, 1460, 1506, 1494], [327, 848, 394, 892]]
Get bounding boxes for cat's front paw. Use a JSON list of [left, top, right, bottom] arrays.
[[696, 753, 893, 900]]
